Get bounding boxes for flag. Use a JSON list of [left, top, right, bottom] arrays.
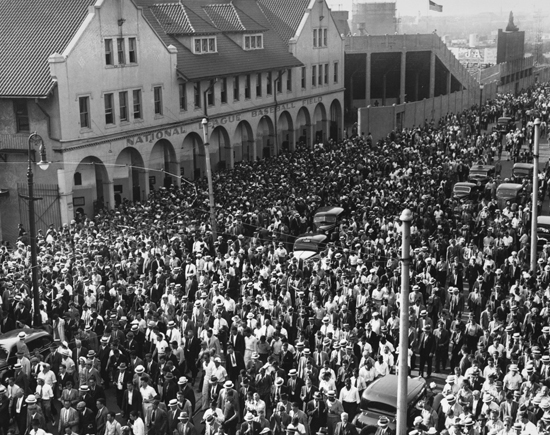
[[429, 0, 443, 12]]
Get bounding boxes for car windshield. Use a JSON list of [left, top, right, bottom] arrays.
[[538, 225, 550, 234], [513, 168, 531, 177], [454, 186, 471, 194], [0, 347, 9, 361], [497, 189, 519, 199], [361, 400, 396, 416], [314, 215, 336, 224], [294, 239, 320, 252], [469, 170, 488, 178]]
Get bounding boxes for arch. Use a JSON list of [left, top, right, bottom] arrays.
[[233, 120, 254, 162], [329, 99, 343, 142], [277, 111, 294, 153], [149, 139, 179, 190], [114, 147, 146, 204], [181, 132, 204, 180], [210, 126, 232, 171], [313, 102, 328, 144], [73, 156, 111, 217], [296, 106, 311, 147], [256, 116, 275, 159]]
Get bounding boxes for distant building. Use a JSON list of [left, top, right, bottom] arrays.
[[351, 1, 396, 35]]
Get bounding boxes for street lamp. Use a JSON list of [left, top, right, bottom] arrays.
[[201, 118, 217, 240], [27, 132, 49, 327], [478, 84, 484, 137]]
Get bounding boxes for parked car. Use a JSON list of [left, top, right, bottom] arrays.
[[313, 206, 344, 232], [495, 116, 515, 133], [496, 183, 524, 210], [353, 375, 427, 433], [292, 233, 328, 262], [537, 216, 550, 251], [468, 164, 495, 185], [512, 162, 534, 182], [0, 328, 52, 381], [452, 182, 479, 200]]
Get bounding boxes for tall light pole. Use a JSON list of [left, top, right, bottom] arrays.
[[201, 118, 217, 240], [478, 84, 484, 137], [396, 209, 413, 435], [530, 118, 541, 272], [25, 132, 50, 327]]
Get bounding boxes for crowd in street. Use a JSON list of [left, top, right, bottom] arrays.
[[1, 82, 550, 435]]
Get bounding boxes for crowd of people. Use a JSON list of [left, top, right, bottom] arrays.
[[0, 82, 550, 435]]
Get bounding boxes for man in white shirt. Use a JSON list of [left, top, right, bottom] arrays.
[[139, 376, 157, 426], [338, 378, 360, 419], [36, 378, 55, 424], [202, 353, 216, 410]]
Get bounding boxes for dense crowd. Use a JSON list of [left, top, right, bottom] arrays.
[[1, 83, 550, 435]]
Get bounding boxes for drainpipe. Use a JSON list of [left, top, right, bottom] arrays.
[[274, 70, 285, 155]]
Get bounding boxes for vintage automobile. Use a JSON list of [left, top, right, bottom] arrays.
[[496, 183, 524, 210], [512, 162, 534, 182], [0, 328, 52, 381], [313, 206, 344, 232], [353, 375, 427, 433], [495, 116, 515, 133], [292, 233, 328, 262], [468, 164, 495, 185], [537, 216, 550, 251], [452, 182, 480, 200]]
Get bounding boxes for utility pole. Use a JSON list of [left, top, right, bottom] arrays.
[[530, 118, 541, 272]]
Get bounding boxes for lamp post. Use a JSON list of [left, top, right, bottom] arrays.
[[26, 132, 50, 327], [478, 84, 484, 137], [201, 118, 217, 240], [530, 118, 541, 272], [396, 209, 413, 435]]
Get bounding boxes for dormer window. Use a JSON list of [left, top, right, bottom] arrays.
[[244, 34, 263, 50], [193, 36, 217, 54]]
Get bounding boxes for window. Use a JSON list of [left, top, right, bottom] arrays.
[[119, 91, 128, 122], [79, 96, 90, 128], [313, 28, 327, 47], [276, 74, 282, 93], [312, 65, 317, 86], [194, 82, 201, 108], [129, 37, 137, 63], [318, 65, 322, 86], [323, 29, 328, 47], [117, 38, 125, 64], [244, 34, 263, 50], [266, 72, 272, 95], [286, 69, 292, 91], [256, 73, 262, 97], [207, 80, 214, 106], [179, 83, 187, 111], [233, 76, 240, 101], [221, 78, 227, 103], [105, 39, 113, 65], [14, 100, 29, 132], [245, 74, 250, 99], [301, 67, 306, 89], [154, 86, 163, 115], [132, 90, 142, 119], [334, 61, 339, 83], [74, 172, 82, 186], [313, 29, 317, 47], [324, 63, 329, 85], [104, 93, 115, 125], [318, 29, 323, 47], [193, 37, 217, 54]]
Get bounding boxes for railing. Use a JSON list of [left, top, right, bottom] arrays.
[[0, 133, 29, 150]]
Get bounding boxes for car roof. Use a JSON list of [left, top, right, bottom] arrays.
[[497, 183, 523, 190], [314, 206, 344, 216], [363, 374, 426, 406], [538, 216, 550, 226], [295, 233, 328, 244], [470, 164, 495, 171], [513, 163, 533, 169], [454, 182, 476, 188]]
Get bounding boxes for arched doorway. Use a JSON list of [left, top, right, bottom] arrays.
[[114, 147, 146, 204], [313, 102, 327, 144], [149, 139, 178, 190], [256, 116, 274, 159], [210, 126, 232, 171], [330, 99, 343, 141], [181, 132, 204, 180], [277, 111, 294, 153], [73, 157, 110, 218], [296, 107, 311, 147], [233, 121, 254, 162]]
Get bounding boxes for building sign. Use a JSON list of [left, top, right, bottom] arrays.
[[126, 126, 187, 146], [449, 47, 497, 65]]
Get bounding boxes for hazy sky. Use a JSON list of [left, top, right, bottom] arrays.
[[327, 0, 548, 17]]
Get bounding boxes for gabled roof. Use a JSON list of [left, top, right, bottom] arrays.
[[150, 3, 195, 34], [256, 0, 310, 44], [0, 0, 96, 97], [137, 0, 303, 80]]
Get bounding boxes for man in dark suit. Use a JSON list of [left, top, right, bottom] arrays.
[[121, 381, 143, 419], [72, 339, 88, 366], [89, 377, 106, 403], [176, 412, 198, 435], [77, 401, 96, 435], [183, 330, 201, 383], [306, 391, 326, 435], [13, 363, 29, 394], [418, 325, 436, 378], [225, 344, 245, 383], [95, 398, 108, 435], [334, 413, 359, 435], [178, 377, 196, 414], [149, 400, 168, 435], [114, 362, 133, 408], [287, 370, 304, 406], [374, 416, 394, 435], [11, 390, 27, 435], [167, 399, 181, 435], [228, 326, 246, 355], [145, 353, 160, 384], [0, 385, 10, 435]]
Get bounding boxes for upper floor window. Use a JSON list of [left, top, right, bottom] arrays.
[[117, 38, 125, 64], [179, 83, 187, 111], [245, 74, 251, 99], [154, 86, 163, 115], [104, 93, 115, 125], [221, 78, 227, 104], [129, 38, 138, 63], [194, 82, 201, 108], [132, 90, 142, 120], [119, 91, 128, 122], [193, 37, 217, 54], [267, 72, 272, 95], [334, 62, 339, 84], [105, 39, 114, 65], [233, 76, 240, 101], [244, 34, 263, 50], [313, 28, 327, 47], [256, 73, 262, 97], [286, 69, 292, 92], [207, 80, 215, 106], [13, 100, 29, 132], [301, 67, 306, 89], [79, 96, 90, 128]]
